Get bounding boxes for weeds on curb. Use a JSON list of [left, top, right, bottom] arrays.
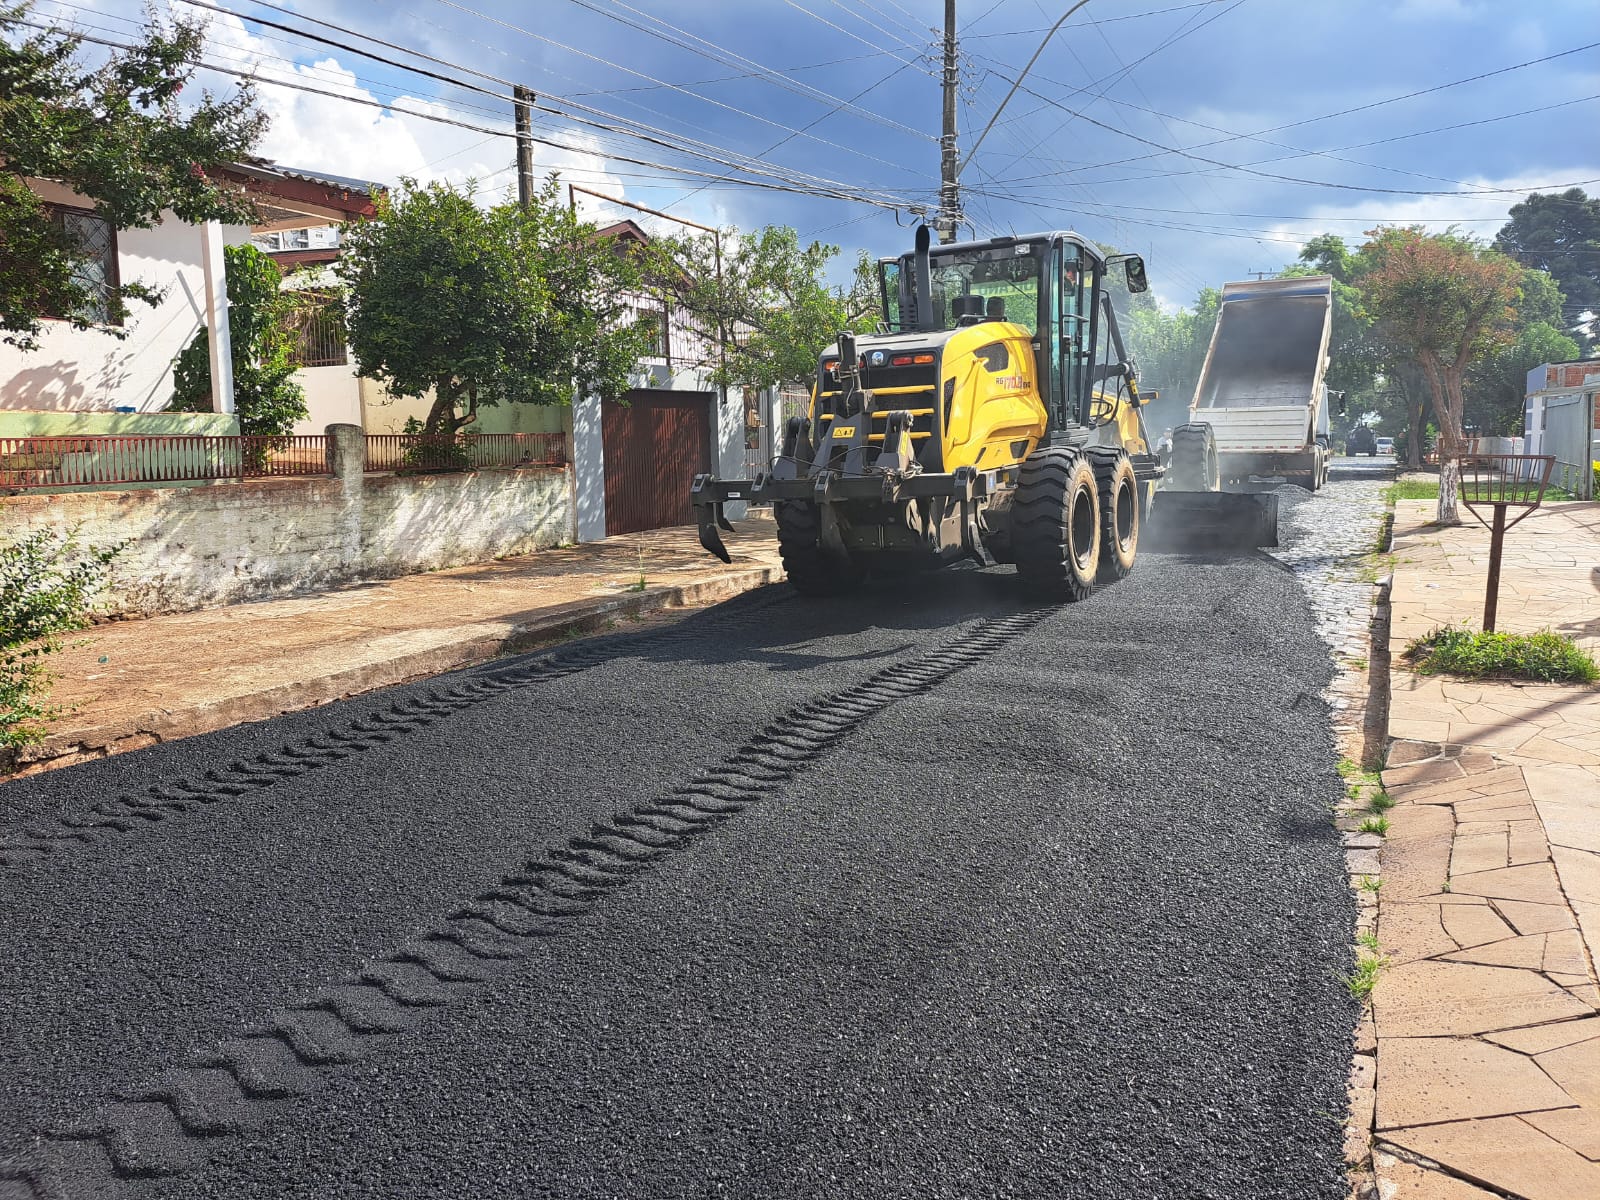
[[1359, 816, 1390, 837], [1368, 790, 1395, 812], [1404, 626, 1599, 685], [1356, 931, 1382, 954], [1341, 951, 1388, 1002], [1358, 875, 1382, 894]]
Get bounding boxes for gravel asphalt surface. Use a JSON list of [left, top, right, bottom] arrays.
[[0, 517, 1360, 1199]]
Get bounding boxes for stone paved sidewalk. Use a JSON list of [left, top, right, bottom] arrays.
[[1370, 500, 1600, 1198], [11, 516, 782, 777]]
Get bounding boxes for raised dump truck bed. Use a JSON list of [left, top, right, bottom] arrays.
[[1191, 276, 1335, 488]]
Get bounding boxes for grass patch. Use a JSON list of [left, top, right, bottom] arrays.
[[1384, 478, 1439, 502], [1356, 930, 1382, 954], [1369, 789, 1395, 812], [1340, 950, 1388, 1002], [1358, 875, 1382, 894], [1359, 815, 1390, 836], [1404, 626, 1599, 684]]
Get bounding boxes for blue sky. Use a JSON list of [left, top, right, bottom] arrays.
[[42, 0, 1600, 310]]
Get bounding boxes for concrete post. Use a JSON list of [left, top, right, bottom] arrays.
[[200, 221, 235, 415], [326, 422, 366, 575], [326, 423, 365, 488], [572, 392, 607, 542]]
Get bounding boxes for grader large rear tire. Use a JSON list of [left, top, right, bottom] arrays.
[[1012, 446, 1100, 602], [1167, 423, 1220, 492], [1086, 446, 1139, 582], [775, 501, 863, 597]]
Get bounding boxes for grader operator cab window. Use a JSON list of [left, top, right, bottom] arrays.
[[878, 241, 1045, 335]]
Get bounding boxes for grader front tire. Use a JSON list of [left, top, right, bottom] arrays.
[[1012, 446, 1101, 602], [775, 501, 863, 597], [1086, 447, 1139, 582]]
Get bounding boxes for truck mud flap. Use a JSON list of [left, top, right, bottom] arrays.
[[1143, 490, 1278, 551]]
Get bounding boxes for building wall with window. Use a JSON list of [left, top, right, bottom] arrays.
[[0, 180, 251, 414]]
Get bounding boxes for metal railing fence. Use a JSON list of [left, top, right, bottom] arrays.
[[0, 435, 330, 489], [0, 432, 568, 490], [362, 432, 567, 473]]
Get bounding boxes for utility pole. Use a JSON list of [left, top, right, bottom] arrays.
[[936, 0, 961, 244], [514, 85, 536, 209]]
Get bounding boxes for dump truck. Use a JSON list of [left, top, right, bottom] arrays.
[[689, 226, 1278, 599], [1184, 275, 1340, 491]]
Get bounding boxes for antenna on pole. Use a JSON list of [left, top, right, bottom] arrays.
[[936, 0, 961, 244]]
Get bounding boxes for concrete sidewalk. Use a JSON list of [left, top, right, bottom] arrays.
[[11, 514, 783, 777], [1368, 500, 1600, 1198]]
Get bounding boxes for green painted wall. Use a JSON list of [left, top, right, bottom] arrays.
[[0, 410, 240, 437], [473, 404, 573, 436]]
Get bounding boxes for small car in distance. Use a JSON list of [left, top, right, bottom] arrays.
[[1375, 436, 1395, 456], [1346, 425, 1378, 456]]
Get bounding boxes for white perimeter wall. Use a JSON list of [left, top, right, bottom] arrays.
[[0, 182, 250, 413], [1, 467, 574, 617]]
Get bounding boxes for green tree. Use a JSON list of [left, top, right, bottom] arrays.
[[653, 226, 873, 390], [1493, 188, 1600, 349], [168, 243, 307, 437], [1, 529, 119, 765], [1358, 227, 1523, 523], [0, 3, 266, 350], [336, 177, 652, 435], [1465, 319, 1579, 436], [1121, 286, 1219, 433]]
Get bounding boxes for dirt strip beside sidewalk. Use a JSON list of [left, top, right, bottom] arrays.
[[10, 516, 783, 778], [1370, 501, 1600, 1198]]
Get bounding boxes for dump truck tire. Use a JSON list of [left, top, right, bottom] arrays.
[[1086, 446, 1138, 582], [1167, 423, 1219, 491], [775, 501, 862, 597], [1013, 446, 1100, 602]]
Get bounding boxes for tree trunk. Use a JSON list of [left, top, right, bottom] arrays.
[[1421, 351, 1462, 525], [1395, 364, 1428, 468], [424, 383, 458, 437]]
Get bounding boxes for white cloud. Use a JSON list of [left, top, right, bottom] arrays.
[[1260, 168, 1600, 254]]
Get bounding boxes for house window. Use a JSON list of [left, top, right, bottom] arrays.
[[284, 292, 348, 368], [47, 205, 119, 325], [642, 308, 669, 360]]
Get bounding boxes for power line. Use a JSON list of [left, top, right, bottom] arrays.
[[18, 17, 927, 213], [1048, 37, 1600, 180], [195, 0, 927, 179], [966, 63, 1600, 198], [518, 0, 934, 138], [180, 0, 931, 208]]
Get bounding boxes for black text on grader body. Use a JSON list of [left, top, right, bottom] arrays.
[[691, 226, 1275, 599]]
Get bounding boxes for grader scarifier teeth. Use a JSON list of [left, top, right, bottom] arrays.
[[1144, 490, 1279, 551]]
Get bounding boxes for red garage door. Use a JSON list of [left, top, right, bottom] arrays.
[[601, 389, 714, 536]]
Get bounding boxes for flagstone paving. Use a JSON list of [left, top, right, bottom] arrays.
[[1369, 500, 1600, 1199]]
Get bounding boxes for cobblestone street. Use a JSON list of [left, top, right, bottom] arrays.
[[1269, 462, 1395, 661]]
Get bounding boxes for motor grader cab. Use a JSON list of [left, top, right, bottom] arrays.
[[691, 225, 1271, 599]]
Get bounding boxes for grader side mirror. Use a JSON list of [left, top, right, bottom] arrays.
[[1104, 252, 1148, 294]]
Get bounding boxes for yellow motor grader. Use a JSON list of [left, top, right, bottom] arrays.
[[691, 226, 1274, 599]]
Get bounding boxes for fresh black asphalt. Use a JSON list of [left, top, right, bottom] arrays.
[[0, 546, 1358, 1199]]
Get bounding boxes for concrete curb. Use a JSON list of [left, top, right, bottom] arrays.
[[11, 564, 783, 779]]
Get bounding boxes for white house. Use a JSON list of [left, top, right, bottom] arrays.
[[0, 163, 376, 438]]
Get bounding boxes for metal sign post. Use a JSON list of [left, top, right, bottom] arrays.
[[1452, 453, 1555, 632]]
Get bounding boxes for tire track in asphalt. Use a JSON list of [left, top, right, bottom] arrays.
[[0, 590, 793, 869], [0, 605, 1055, 1200]]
